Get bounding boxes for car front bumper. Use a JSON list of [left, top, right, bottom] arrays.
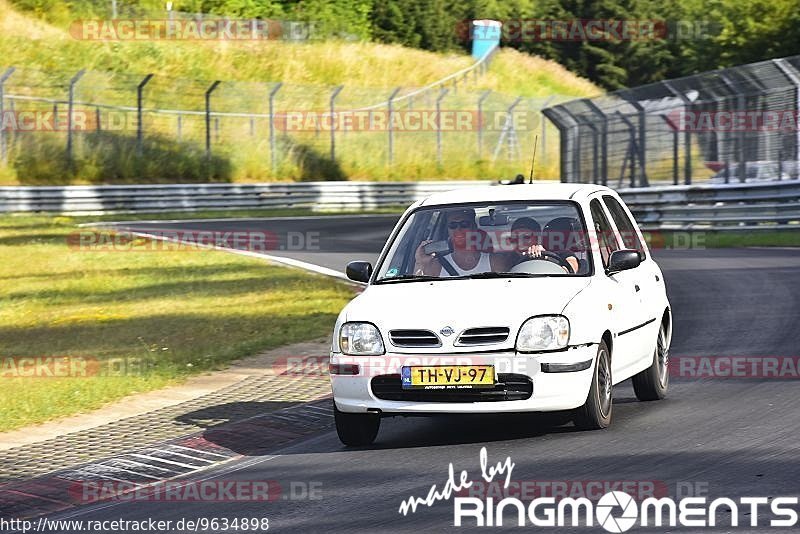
[[330, 345, 597, 414]]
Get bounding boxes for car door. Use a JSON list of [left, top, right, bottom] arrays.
[[602, 194, 662, 338], [588, 197, 648, 381]]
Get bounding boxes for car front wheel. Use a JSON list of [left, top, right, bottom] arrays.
[[334, 402, 380, 446], [573, 340, 613, 430]]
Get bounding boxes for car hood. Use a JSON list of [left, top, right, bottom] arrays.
[[342, 277, 591, 352]]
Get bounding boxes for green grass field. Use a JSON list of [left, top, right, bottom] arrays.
[[0, 213, 356, 432]]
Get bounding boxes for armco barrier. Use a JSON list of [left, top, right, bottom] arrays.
[[617, 180, 800, 230], [1, 180, 799, 231], [0, 181, 486, 214]]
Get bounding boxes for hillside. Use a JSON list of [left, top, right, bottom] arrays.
[[0, 0, 600, 183]]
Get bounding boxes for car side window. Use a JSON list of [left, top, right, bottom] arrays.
[[589, 199, 619, 268], [602, 195, 646, 260]]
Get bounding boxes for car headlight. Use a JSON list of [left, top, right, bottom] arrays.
[[516, 315, 570, 352], [339, 322, 385, 355]]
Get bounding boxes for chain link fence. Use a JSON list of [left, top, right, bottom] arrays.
[[0, 50, 574, 184], [543, 55, 800, 187]]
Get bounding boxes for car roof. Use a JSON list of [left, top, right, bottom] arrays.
[[418, 182, 614, 207]]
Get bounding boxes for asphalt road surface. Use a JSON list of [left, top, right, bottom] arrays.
[[59, 216, 800, 532]]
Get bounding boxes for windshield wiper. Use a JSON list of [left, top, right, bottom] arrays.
[[466, 271, 541, 279], [376, 274, 447, 284]]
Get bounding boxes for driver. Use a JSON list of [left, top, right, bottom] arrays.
[[413, 208, 505, 276], [501, 217, 579, 274]]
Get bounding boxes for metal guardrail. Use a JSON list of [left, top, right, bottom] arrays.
[[1, 180, 799, 231], [0, 181, 488, 214], [618, 180, 800, 230]]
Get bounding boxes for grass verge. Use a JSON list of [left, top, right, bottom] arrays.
[[0, 213, 355, 432], [646, 229, 800, 249]]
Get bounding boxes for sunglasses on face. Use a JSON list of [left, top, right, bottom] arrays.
[[447, 221, 472, 230]]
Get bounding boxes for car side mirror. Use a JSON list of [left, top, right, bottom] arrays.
[[606, 249, 641, 275], [346, 261, 373, 283]]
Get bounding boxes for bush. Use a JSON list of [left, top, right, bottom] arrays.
[[12, 131, 232, 184]]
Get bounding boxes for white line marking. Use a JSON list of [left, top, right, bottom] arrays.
[[164, 444, 231, 459], [97, 228, 362, 283], [69, 469, 143, 485], [144, 449, 216, 464], [93, 465, 162, 480], [111, 458, 173, 472], [129, 454, 204, 470]]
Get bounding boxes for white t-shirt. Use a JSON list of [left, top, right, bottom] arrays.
[[439, 252, 492, 277]]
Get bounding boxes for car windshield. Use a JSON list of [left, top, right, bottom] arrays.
[[375, 201, 592, 282]]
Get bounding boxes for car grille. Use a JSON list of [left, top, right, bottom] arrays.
[[389, 329, 441, 348], [456, 327, 510, 346], [370, 373, 533, 402]]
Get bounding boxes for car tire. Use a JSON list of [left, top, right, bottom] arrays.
[[334, 402, 380, 446], [573, 340, 613, 430], [632, 321, 669, 401]]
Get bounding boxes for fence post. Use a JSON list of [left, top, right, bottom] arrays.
[[177, 113, 182, 142], [541, 105, 573, 182], [205, 80, 221, 161], [558, 106, 584, 182], [539, 96, 554, 167], [492, 97, 522, 162], [621, 90, 649, 186], [582, 121, 599, 184], [615, 111, 637, 188], [268, 82, 282, 174], [329, 85, 343, 160], [0, 67, 15, 165], [436, 88, 448, 165], [582, 99, 608, 185], [719, 74, 747, 183], [660, 114, 680, 185], [67, 69, 86, 168], [387, 87, 401, 165], [136, 73, 153, 156], [663, 81, 692, 185], [773, 59, 800, 178], [477, 90, 491, 158]]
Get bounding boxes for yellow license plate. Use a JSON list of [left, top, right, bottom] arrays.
[[401, 365, 495, 389]]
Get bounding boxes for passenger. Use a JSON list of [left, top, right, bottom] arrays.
[[503, 216, 579, 274], [413, 208, 505, 276]]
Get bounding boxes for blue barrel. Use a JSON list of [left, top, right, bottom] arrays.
[[470, 20, 502, 59]]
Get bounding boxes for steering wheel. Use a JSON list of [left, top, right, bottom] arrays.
[[519, 251, 574, 274]]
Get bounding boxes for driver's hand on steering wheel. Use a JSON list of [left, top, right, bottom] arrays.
[[523, 244, 545, 258]]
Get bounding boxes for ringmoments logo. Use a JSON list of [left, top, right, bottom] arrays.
[[398, 447, 800, 531]]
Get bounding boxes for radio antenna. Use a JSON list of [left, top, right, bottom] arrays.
[[528, 134, 539, 184]]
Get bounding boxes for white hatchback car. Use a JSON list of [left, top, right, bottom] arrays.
[[330, 183, 671, 446]]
